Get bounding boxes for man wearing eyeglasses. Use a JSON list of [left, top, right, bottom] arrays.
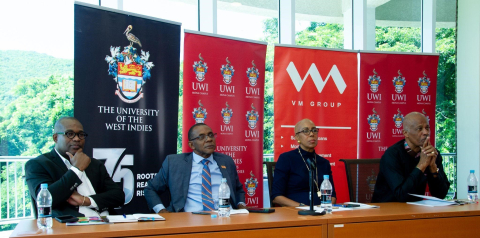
[[144, 123, 246, 213], [25, 117, 124, 217]]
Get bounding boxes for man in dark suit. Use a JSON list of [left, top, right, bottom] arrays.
[[144, 123, 246, 213], [25, 117, 124, 217]]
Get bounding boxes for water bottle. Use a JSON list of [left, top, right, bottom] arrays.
[[320, 175, 332, 214], [37, 183, 53, 229], [218, 178, 231, 217], [467, 170, 478, 202]]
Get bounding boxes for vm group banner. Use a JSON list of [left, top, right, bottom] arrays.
[[182, 31, 267, 208], [74, 3, 181, 214], [273, 45, 358, 203]]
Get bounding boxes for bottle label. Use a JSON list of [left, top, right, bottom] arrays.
[[38, 207, 51, 218], [468, 185, 477, 193], [321, 195, 332, 204], [219, 198, 230, 208]]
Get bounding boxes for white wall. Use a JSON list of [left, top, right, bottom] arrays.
[[457, 0, 480, 199]]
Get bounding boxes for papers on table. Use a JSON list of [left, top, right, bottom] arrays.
[[297, 202, 379, 213], [66, 217, 109, 226], [407, 194, 457, 207], [229, 209, 249, 215], [106, 214, 165, 223]]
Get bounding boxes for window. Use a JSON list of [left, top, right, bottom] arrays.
[[295, 0, 350, 49]]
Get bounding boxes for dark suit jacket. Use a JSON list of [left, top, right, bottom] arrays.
[[25, 149, 125, 217], [144, 152, 245, 212]]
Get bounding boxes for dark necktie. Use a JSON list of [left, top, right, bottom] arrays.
[[201, 159, 215, 211]]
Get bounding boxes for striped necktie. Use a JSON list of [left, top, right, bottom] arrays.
[[201, 159, 215, 211]]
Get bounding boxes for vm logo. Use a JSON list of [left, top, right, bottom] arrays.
[[286, 62, 346, 94]]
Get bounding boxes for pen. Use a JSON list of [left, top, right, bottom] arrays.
[[123, 214, 127, 218]]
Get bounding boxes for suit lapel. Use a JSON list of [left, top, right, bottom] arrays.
[[49, 149, 69, 173], [181, 153, 194, 208]]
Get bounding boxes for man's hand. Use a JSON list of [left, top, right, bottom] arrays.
[[158, 209, 170, 214], [417, 137, 433, 172], [67, 191, 91, 207], [237, 203, 247, 209], [66, 148, 91, 171]]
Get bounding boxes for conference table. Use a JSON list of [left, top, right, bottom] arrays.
[[10, 203, 480, 238]]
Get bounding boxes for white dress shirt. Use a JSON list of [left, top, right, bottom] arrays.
[[55, 149, 108, 217]]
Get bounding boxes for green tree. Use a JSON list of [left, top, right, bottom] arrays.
[[0, 75, 74, 156]]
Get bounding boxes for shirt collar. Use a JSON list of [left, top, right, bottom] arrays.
[[54, 148, 72, 168], [404, 140, 420, 158], [192, 152, 214, 164]]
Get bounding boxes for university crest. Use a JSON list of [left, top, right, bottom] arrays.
[[221, 101, 233, 124], [368, 68, 381, 93], [193, 53, 208, 82], [393, 108, 404, 129], [192, 100, 207, 124], [246, 60, 259, 87], [392, 70, 406, 93], [105, 25, 154, 103], [245, 104, 259, 130], [244, 171, 258, 197], [418, 71, 431, 94], [220, 57, 235, 84], [367, 108, 380, 132]]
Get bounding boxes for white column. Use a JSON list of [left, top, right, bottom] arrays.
[[117, 0, 123, 10], [366, 7, 376, 51], [199, 0, 217, 33], [279, 0, 295, 45], [457, 0, 480, 199], [422, 0, 436, 53], [343, 7, 352, 50], [353, 0, 367, 50]]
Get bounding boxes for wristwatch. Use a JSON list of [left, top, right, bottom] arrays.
[[299, 203, 306, 206], [432, 167, 439, 176]]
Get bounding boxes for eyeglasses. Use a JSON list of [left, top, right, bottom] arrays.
[[189, 132, 217, 141], [295, 128, 319, 135], [56, 131, 88, 140]]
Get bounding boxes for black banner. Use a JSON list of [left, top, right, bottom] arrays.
[[74, 3, 180, 214]]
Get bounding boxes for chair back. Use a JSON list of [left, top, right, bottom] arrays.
[[339, 159, 381, 203], [263, 162, 276, 207]]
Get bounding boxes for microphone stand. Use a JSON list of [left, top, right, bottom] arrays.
[[298, 158, 324, 216]]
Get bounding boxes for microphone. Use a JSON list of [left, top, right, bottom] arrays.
[[306, 158, 316, 170]]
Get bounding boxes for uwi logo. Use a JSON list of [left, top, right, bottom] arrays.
[[220, 57, 235, 84], [367, 108, 380, 132], [221, 101, 233, 124], [244, 171, 258, 197], [193, 53, 208, 82], [418, 71, 431, 94], [393, 108, 404, 129], [245, 103, 259, 129], [246, 60, 259, 87], [368, 68, 381, 93], [192, 100, 207, 124], [392, 70, 406, 93], [286, 62, 347, 94]]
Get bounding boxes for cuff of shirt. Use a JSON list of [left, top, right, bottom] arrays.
[[88, 197, 99, 209], [153, 204, 166, 213], [69, 166, 84, 180]]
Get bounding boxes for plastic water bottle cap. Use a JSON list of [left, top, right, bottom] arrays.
[[221, 178, 227, 183], [323, 175, 329, 179], [211, 214, 217, 218], [40, 183, 48, 189], [471, 170, 475, 173]]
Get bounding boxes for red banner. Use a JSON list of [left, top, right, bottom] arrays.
[[359, 52, 439, 159], [274, 46, 358, 203], [182, 31, 267, 207]]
